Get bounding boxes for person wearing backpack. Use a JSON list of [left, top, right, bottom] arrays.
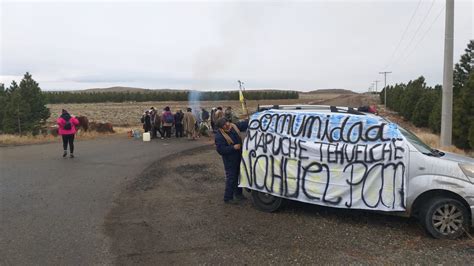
[[161, 106, 174, 139], [57, 109, 80, 158]]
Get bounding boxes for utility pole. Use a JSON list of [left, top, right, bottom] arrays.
[[441, 0, 454, 147], [379, 71, 392, 106], [373, 80, 380, 93]]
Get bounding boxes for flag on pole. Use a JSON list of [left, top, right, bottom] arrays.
[[239, 90, 246, 111], [238, 80, 249, 118], [239, 89, 249, 118]]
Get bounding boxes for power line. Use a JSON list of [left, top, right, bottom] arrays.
[[398, 6, 445, 64], [391, 0, 437, 67], [382, 0, 423, 70]]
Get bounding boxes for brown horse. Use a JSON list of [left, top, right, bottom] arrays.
[[76, 116, 89, 132], [89, 122, 114, 133]]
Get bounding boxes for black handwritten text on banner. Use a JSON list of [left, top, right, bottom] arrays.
[[239, 110, 408, 211]]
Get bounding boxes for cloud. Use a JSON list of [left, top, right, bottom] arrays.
[[1, 1, 472, 91]]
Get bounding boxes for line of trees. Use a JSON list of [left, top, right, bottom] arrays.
[[44, 90, 299, 104], [380, 40, 474, 150], [0, 73, 51, 134]]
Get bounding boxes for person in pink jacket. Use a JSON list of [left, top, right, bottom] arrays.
[[57, 109, 80, 158]]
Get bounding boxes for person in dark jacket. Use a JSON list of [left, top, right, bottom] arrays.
[[141, 110, 152, 133], [174, 110, 184, 138], [161, 106, 174, 139], [214, 117, 248, 204]]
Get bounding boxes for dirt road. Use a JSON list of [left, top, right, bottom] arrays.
[[105, 146, 474, 264], [0, 137, 209, 265]]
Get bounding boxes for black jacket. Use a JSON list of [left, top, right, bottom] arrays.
[[214, 121, 248, 169]]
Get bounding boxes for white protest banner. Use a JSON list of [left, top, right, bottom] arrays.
[[239, 109, 409, 211]]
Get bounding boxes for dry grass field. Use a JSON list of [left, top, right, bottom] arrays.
[[11, 92, 369, 146], [0, 127, 130, 146], [46, 93, 378, 127], [4, 91, 470, 156], [47, 99, 303, 127]]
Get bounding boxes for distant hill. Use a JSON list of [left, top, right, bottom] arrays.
[[58, 86, 355, 95], [76, 87, 300, 93], [302, 89, 356, 94], [83, 86, 152, 93]]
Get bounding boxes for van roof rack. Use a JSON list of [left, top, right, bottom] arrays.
[[257, 104, 366, 115]]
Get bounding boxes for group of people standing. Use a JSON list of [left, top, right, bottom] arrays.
[[140, 106, 238, 140], [141, 106, 184, 139], [56, 105, 249, 206], [140, 105, 249, 205]]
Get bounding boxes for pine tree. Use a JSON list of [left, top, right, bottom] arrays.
[[2, 74, 50, 134], [8, 80, 19, 93], [412, 89, 436, 128], [399, 77, 425, 120], [428, 86, 442, 133], [469, 123, 474, 150], [17, 72, 50, 133], [3, 82, 30, 134], [0, 83, 5, 132], [453, 72, 474, 149], [453, 40, 473, 95], [452, 42, 474, 149]]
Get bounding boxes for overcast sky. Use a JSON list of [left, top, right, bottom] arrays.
[[0, 0, 472, 92]]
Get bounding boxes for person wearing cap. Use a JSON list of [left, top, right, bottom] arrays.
[[57, 109, 80, 158], [214, 117, 248, 204]]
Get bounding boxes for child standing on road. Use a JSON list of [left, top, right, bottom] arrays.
[[57, 109, 80, 158]]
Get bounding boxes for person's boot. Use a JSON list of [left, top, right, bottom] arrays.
[[70, 153, 74, 158], [235, 194, 247, 201], [224, 199, 241, 205], [63, 151, 67, 158]]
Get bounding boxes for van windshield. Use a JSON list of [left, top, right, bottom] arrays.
[[397, 126, 443, 157]]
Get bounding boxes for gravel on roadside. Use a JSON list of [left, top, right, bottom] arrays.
[[104, 146, 474, 264]]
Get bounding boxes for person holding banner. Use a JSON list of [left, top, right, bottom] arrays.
[[214, 117, 248, 204]]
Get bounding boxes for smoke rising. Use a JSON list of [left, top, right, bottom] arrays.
[[191, 3, 266, 90]]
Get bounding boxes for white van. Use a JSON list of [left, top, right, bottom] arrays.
[[240, 105, 474, 239]]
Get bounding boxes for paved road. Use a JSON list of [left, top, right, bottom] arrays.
[[0, 136, 209, 265]]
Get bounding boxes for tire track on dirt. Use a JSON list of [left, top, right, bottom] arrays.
[[103, 145, 474, 264]]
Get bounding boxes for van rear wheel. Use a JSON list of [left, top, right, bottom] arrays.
[[420, 197, 469, 239], [251, 190, 283, 212]]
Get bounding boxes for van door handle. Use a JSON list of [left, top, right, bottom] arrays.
[[419, 167, 426, 170]]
